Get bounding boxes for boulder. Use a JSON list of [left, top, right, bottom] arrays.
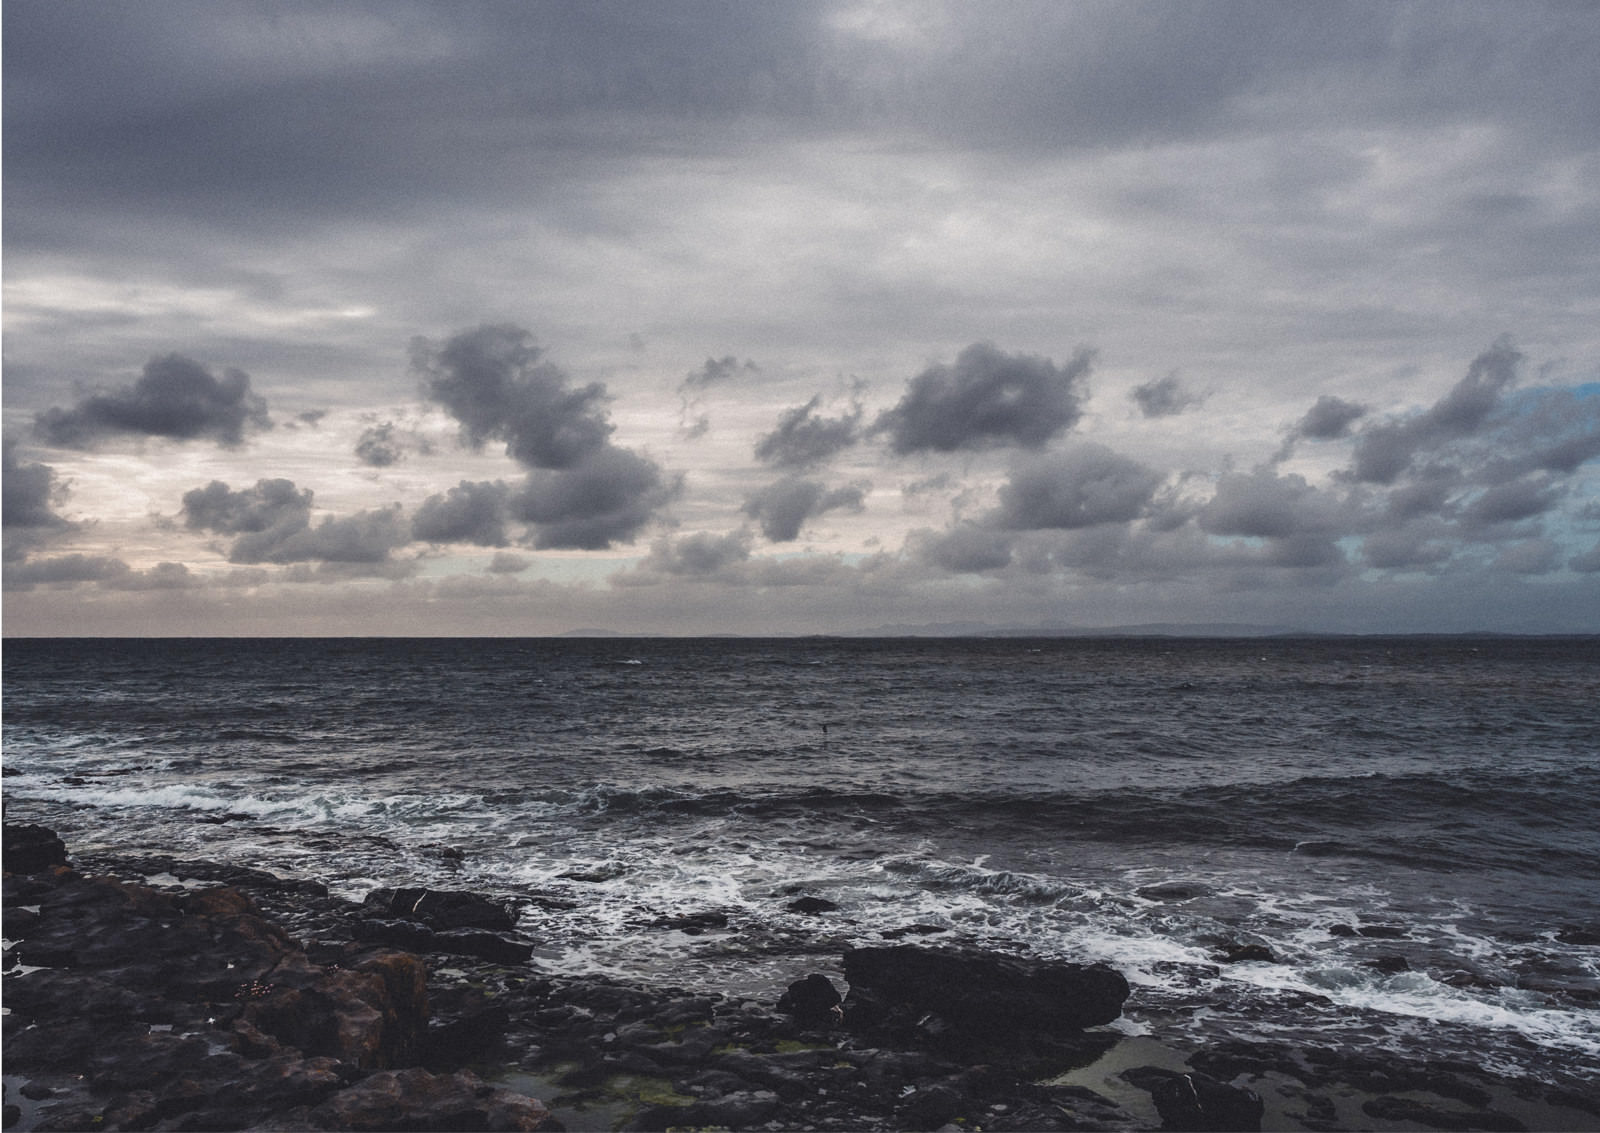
[[3, 823, 69, 874], [776, 972, 842, 1027], [841, 946, 1129, 1044], [362, 886, 518, 932], [1146, 1071, 1264, 1132]]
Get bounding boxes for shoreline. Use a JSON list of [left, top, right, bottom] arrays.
[[5, 824, 1599, 1132]]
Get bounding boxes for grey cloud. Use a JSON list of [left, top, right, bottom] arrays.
[[683, 355, 758, 390], [106, 561, 199, 591], [181, 477, 408, 565], [754, 395, 863, 468], [487, 552, 530, 574], [1348, 338, 1522, 484], [678, 356, 758, 438], [34, 354, 270, 448], [1295, 395, 1368, 440], [182, 478, 312, 535], [1199, 468, 1346, 539], [230, 506, 409, 565], [638, 530, 754, 577], [876, 343, 1093, 455], [1493, 538, 1560, 575], [1130, 373, 1204, 418], [1461, 476, 1561, 531], [416, 324, 678, 548], [913, 524, 1015, 574], [995, 445, 1164, 530], [3, 552, 130, 590], [510, 447, 680, 550], [1570, 544, 1600, 573], [3, 440, 71, 529], [742, 477, 866, 543], [355, 422, 404, 467], [414, 324, 613, 470], [1361, 528, 1453, 571], [412, 480, 511, 547]]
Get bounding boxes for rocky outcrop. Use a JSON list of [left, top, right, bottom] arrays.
[[841, 944, 1130, 1049], [3, 828, 551, 1132]]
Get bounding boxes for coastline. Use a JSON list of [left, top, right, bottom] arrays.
[[4, 825, 1598, 1132]]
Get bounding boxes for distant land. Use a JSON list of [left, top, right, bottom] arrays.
[[555, 622, 1309, 638]]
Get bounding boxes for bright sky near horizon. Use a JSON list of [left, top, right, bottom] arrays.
[[4, 1, 1599, 635]]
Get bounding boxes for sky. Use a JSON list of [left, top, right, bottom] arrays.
[[4, 0, 1600, 636]]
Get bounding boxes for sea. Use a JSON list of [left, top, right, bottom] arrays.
[[4, 635, 1598, 1095]]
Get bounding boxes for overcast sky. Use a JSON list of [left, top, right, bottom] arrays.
[[5, 1, 1599, 636]]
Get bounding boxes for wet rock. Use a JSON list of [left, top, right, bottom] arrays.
[[775, 972, 842, 1027], [3, 823, 68, 874], [352, 918, 533, 964], [646, 910, 729, 934], [880, 922, 948, 939], [1213, 940, 1276, 964], [1141, 1069, 1264, 1132], [785, 896, 839, 914], [307, 1067, 550, 1131], [842, 945, 1130, 1046], [1362, 1094, 1526, 1131], [361, 887, 517, 932]]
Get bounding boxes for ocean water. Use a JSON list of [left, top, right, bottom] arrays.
[[4, 635, 1598, 1090]]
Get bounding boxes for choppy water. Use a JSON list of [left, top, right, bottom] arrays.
[[4, 635, 1598, 1089]]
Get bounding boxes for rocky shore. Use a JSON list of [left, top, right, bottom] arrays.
[[4, 822, 1598, 1132]]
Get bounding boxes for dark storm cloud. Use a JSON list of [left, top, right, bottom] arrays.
[[416, 324, 679, 548], [742, 477, 866, 543], [355, 423, 404, 468], [509, 447, 680, 551], [9, 2, 1596, 243], [2, 440, 71, 530], [912, 524, 1015, 574], [181, 478, 407, 565], [230, 507, 409, 566], [414, 325, 612, 471], [487, 552, 530, 575], [876, 343, 1093, 455], [1200, 468, 1348, 540], [1348, 338, 1522, 485], [994, 445, 1164, 531], [1461, 476, 1562, 531], [1130, 373, 1204, 419], [411, 481, 511, 547], [182, 478, 312, 535], [1295, 395, 1369, 441], [33, 354, 271, 449], [753, 396, 863, 469]]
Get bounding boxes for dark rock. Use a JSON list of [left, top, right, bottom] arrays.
[[1367, 954, 1411, 973], [361, 887, 517, 932], [1213, 941, 1276, 964], [1556, 924, 1600, 946], [308, 1067, 550, 1131], [775, 972, 842, 1027], [842, 945, 1129, 1045], [898, 1082, 968, 1130], [353, 918, 533, 964], [1147, 1071, 1264, 1132], [785, 896, 839, 914], [880, 923, 948, 939], [647, 910, 729, 934], [1362, 1094, 1526, 1131], [3, 824, 68, 874], [1137, 881, 1214, 901]]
